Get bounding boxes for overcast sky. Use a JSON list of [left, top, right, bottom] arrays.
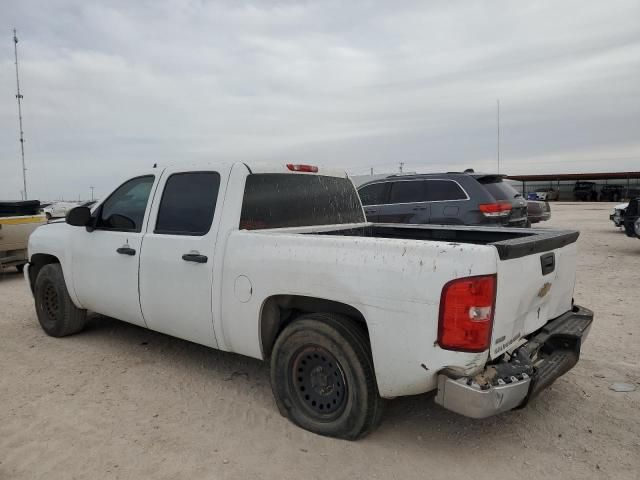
[[1, 0, 639, 200]]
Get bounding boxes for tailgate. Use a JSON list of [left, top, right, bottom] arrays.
[[489, 230, 580, 359]]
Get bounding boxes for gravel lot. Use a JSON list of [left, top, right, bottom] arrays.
[[1, 203, 639, 480]]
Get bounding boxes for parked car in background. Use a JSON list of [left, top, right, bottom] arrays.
[[573, 181, 598, 201], [623, 197, 640, 239], [0, 200, 47, 272], [610, 203, 628, 228], [357, 172, 528, 227], [44, 202, 79, 220], [26, 161, 593, 439], [599, 185, 626, 202], [526, 200, 551, 224], [532, 188, 559, 201], [44, 201, 96, 221]]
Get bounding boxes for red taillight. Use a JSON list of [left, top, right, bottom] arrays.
[[438, 275, 496, 352], [287, 164, 318, 173], [479, 201, 512, 217]]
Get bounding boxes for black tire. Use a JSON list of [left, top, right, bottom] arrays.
[[45, 212, 52, 221], [270, 313, 385, 440], [34, 263, 87, 337], [16, 264, 25, 273]]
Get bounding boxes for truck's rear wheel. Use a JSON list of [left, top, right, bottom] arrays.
[[270, 313, 385, 440], [34, 264, 87, 337]]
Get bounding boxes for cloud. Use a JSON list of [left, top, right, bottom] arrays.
[[1, 0, 639, 199]]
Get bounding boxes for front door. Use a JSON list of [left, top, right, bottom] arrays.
[[72, 175, 157, 327], [138, 169, 224, 347], [357, 182, 389, 222]]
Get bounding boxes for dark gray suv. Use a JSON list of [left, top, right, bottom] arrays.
[[357, 172, 528, 227]]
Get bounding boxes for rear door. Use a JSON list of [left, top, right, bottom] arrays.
[[139, 167, 227, 347], [423, 179, 469, 224], [377, 180, 430, 224], [357, 182, 389, 222]]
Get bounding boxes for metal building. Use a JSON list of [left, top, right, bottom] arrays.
[[507, 172, 640, 201]]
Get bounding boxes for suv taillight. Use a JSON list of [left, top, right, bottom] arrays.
[[479, 201, 512, 217], [438, 275, 496, 352]]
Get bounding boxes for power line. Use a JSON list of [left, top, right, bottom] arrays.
[[496, 99, 501, 174], [13, 28, 28, 200]]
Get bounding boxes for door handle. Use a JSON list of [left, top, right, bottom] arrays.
[[182, 253, 208, 263], [412, 206, 427, 211], [365, 209, 377, 215], [116, 246, 136, 256]]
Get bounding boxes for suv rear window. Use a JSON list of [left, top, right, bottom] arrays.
[[477, 177, 521, 201], [240, 174, 364, 229], [389, 181, 426, 203], [386, 179, 467, 204], [424, 180, 467, 201]]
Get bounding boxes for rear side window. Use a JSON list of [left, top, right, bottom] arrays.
[[155, 172, 220, 235], [97, 175, 155, 232], [389, 180, 427, 203], [358, 182, 388, 205], [240, 174, 364, 229], [424, 180, 467, 201]]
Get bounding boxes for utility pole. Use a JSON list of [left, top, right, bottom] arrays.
[[13, 28, 28, 200], [370, 167, 374, 176], [496, 99, 501, 174], [399, 162, 404, 174], [90, 186, 95, 201]]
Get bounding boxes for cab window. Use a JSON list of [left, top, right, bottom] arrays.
[[96, 176, 155, 232], [155, 172, 221, 235]]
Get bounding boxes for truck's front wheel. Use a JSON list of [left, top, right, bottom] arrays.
[[34, 264, 87, 337], [270, 313, 385, 440]]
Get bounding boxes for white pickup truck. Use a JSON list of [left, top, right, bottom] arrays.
[[26, 162, 593, 439]]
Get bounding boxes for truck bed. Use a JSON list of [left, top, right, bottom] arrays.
[[310, 223, 579, 260]]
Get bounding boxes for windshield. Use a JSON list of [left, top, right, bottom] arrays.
[[240, 174, 365, 230]]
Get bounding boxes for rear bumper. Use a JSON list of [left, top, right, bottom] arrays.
[[435, 305, 593, 419], [508, 217, 529, 228], [529, 212, 551, 224], [0, 249, 28, 269], [610, 213, 620, 225]]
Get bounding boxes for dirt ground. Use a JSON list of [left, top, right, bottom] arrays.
[[1, 203, 639, 480]]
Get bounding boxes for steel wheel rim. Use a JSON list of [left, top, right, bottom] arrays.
[[290, 345, 348, 420], [41, 281, 59, 322]]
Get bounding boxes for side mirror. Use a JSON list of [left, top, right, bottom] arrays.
[[66, 206, 91, 227]]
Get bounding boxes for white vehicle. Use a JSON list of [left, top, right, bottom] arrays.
[[25, 162, 593, 439], [44, 201, 78, 220], [610, 202, 628, 228], [1, 201, 47, 272], [534, 188, 559, 201]]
